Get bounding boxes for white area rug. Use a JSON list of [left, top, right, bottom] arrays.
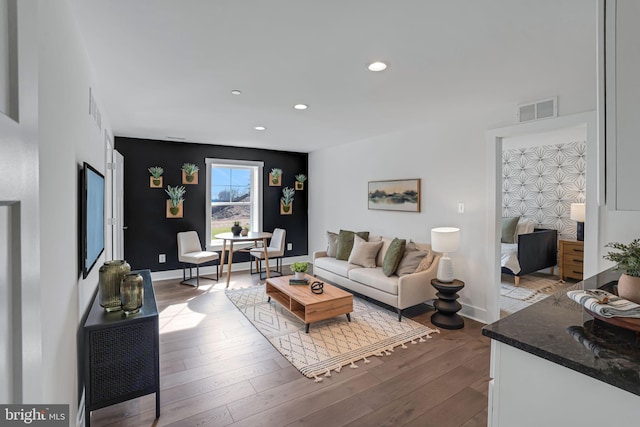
[[500, 273, 576, 316], [226, 285, 438, 382]]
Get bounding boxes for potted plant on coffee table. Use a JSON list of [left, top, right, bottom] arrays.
[[604, 238, 640, 303], [290, 261, 309, 280]]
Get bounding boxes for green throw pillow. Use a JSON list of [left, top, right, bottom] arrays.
[[382, 238, 406, 276], [501, 217, 519, 244], [336, 230, 370, 261]]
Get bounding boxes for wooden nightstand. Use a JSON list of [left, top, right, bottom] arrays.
[[559, 239, 584, 281]]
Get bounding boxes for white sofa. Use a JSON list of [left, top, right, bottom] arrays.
[[312, 238, 441, 321]]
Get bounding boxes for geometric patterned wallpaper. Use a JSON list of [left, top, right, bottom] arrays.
[[502, 141, 586, 240]]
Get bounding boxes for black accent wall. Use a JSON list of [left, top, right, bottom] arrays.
[[114, 137, 308, 272]]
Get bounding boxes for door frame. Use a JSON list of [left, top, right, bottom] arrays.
[[485, 111, 600, 323]]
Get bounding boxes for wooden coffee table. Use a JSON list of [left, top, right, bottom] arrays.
[[265, 274, 353, 333]]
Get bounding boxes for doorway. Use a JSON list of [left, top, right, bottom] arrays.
[[486, 112, 600, 323], [499, 126, 586, 316]]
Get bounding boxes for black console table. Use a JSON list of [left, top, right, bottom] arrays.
[[83, 269, 159, 427], [430, 278, 465, 329]]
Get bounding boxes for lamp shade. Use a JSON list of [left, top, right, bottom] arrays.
[[431, 227, 461, 254], [570, 203, 585, 222]]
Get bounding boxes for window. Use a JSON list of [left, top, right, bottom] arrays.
[[205, 159, 263, 250]]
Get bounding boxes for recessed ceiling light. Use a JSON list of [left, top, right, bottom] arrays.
[[368, 61, 388, 72], [293, 104, 308, 110], [254, 126, 266, 131], [231, 90, 242, 95], [167, 136, 186, 140]]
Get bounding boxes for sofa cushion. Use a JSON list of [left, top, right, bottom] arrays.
[[348, 268, 399, 295], [348, 235, 383, 268], [414, 250, 435, 273], [336, 230, 370, 261], [314, 256, 362, 277], [397, 249, 429, 276], [376, 237, 394, 267], [326, 231, 339, 257], [382, 238, 406, 276]]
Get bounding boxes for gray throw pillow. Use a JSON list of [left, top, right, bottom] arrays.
[[336, 230, 370, 261], [501, 217, 519, 244], [396, 249, 429, 276], [382, 238, 406, 276], [414, 250, 435, 273], [348, 235, 383, 268], [326, 231, 338, 257]]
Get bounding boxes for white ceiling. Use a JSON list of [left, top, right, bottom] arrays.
[[70, 0, 595, 153]]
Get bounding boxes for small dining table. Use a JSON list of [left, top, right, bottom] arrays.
[[214, 231, 273, 287]]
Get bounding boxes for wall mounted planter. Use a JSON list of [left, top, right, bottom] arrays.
[[269, 173, 282, 186], [182, 170, 198, 184], [166, 200, 183, 218], [280, 201, 292, 215], [150, 176, 163, 188]]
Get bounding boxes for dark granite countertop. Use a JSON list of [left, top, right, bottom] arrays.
[[482, 268, 640, 397]]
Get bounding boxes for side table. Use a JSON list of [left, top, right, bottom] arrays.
[[430, 278, 465, 329]]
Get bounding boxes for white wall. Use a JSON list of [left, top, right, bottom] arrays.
[[309, 4, 599, 322], [310, 115, 500, 322], [0, 0, 41, 403], [38, 0, 112, 421]]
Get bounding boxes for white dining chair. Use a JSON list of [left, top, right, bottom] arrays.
[[250, 228, 286, 279], [177, 231, 219, 288]]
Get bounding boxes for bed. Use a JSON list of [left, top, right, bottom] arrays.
[[501, 228, 558, 286]]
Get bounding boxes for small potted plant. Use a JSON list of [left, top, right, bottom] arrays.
[[290, 261, 309, 280], [269, 168, 282, 186], [295, 174, 307, 190], [165, 185, 186, 217], [231, 221, 242, 236], [181, 163, 199, 184], [280, 187, 295, 214], [604, 239, 640, 303], [148, 166, 163, 188], [241, 225, 249, 236]]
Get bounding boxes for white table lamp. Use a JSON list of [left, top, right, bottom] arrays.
[[431, 227, 461, 283], [570, 203, 585, 241]]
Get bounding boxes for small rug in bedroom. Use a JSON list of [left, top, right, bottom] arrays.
[[226, 285, 438, 382], [500, 273, 577, 316]]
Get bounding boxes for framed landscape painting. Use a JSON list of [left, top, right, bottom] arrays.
[[368, 179, 421, 212]]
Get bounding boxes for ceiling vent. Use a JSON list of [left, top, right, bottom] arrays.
[[518, 97, 557, 123]]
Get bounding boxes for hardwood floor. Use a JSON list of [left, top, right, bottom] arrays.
[[90, 271, 491, 427]]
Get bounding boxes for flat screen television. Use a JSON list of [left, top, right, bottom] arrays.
[[82, 162, 105, 278]]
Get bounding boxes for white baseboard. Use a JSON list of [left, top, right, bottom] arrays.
[[150, 255, 311, 282], [460, 303, 488, 324]]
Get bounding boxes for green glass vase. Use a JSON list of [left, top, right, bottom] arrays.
[[99, 260, 131, 312], [120, 273, 144, 315]]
